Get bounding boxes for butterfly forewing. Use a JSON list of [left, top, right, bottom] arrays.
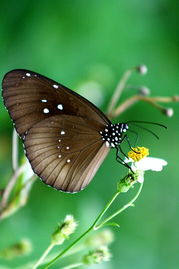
[[2, 69, 109, 137], [24, 115, 109, 192]]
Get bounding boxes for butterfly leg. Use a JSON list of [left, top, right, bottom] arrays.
[[122, 135, 139, 154], [115, 146, 134, 173], [118, 145, 128, 159], [118, 135, 132, 158]]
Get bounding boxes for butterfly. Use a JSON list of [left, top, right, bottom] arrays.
[[2, 69, 133, 193]]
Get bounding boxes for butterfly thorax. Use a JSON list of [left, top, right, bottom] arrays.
[[100, 123, 128, 148]]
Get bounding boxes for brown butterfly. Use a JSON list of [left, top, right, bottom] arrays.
[[2, 69, 132, 193]]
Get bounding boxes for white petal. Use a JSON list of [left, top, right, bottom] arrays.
[[137, 174, 144, 183], [134, 157, 167, 171]]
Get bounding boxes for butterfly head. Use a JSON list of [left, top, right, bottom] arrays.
[[100, 123, 129, 148]]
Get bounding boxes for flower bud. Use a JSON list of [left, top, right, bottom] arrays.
[[85, 229, 114, 248], [51, 215, 77, 245], [136, 65, 148, 75], [138, 86, 150, 96], [163, 107, 174, 117], [82, 246, 111, 265], [0, 239, 32, 259], [117, 173, 136, 193]]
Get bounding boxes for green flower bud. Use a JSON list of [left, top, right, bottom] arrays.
[[117, 173, 136, 193], [0, 239, 32, 259], [85, 229, 114, 248], [82, 246, 111, 265], [51, 215, 77, 245]]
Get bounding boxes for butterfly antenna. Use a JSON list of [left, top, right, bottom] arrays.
[[128, 123, 160, 140], [126, 120, 167, 129], [127, 129, 139, 146]]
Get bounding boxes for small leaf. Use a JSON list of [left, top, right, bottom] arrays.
[[102, 222, 120, 228]]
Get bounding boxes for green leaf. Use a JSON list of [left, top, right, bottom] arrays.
[[101, 222, 120, 228]]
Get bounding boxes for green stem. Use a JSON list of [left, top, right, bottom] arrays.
[[61, 263, 83, 269], [33, 243, 55, 269], [94, 182, 144, 230], [92, 191, 120, 227], [62, 244, 84, 258]]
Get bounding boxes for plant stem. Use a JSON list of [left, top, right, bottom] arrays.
[[61, 263, 83, 269], [0, 164, 26, 212], [92, 192, 120, 227], [12, 128, 18, 172], [94, 182, 143, 230], [107, 68, 134, 116], [33, 243, 55, 269], [111, 95, 179, 118]]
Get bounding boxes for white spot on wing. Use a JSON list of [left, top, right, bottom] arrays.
[[43, 108, 49, 113], [58, 155, 62, 158], [41, 99, 47, 102], [105, 141, 110, 147], [53, 84, 58, 89], [57, 104, 63, 110], [66, 146, 69, 150], [67, 159, 71, 163], [26, 73, 31, 77], [61, 130, 65, 135]]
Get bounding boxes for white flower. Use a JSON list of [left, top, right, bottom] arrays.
[[125, 157, 167, 183], [130, 157, 167, 171]]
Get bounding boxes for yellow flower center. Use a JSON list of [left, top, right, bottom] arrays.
[[128, 147, 149, 162]]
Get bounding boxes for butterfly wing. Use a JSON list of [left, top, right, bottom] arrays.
[[24, 115, 109, 192], [2, 69, 110, 137]]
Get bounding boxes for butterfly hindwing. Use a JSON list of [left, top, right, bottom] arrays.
[[24, 115, 109, 192]]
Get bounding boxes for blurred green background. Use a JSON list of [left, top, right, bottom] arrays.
[[0, 0, 179, 268]]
